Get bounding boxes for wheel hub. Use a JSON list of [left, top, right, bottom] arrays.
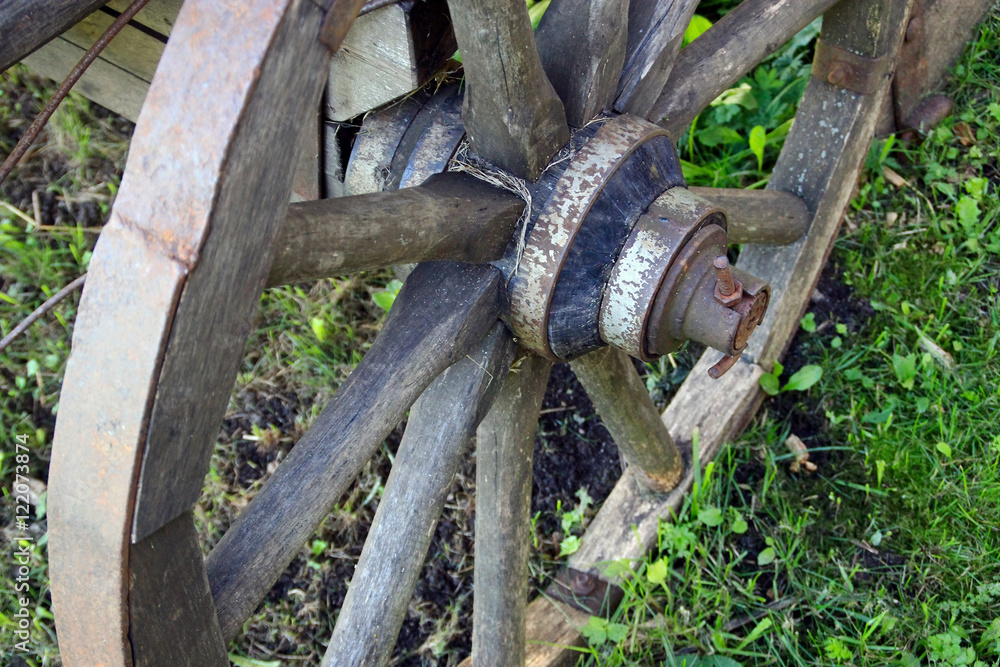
[[345, 93, 771, 371]]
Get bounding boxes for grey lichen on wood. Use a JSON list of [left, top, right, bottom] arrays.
[[446, 0, 570, 180]]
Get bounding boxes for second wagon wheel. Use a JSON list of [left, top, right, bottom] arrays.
[[44, 0, 912, 665]]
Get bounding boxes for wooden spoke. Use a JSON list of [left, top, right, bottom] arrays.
[[651, 0, 840, 135], [0, 0, 105, 71], [47, 0, 335, 663], [206, 262, 504, 642], [446, 0, 569, 180], [128, 512, 229, 666], [472, 352, 552, 666], [322, 323, 517, 667], [267, 172, 525, 285], [570, 347, 683, 493], [566, 354, 763, 579], [613, 0, 701, 119], [688, 187, 810, 245], [535, 0, 629, 126]]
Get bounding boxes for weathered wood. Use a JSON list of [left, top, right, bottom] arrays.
[[688, 187, 810, 245], [458, 594, 591, 667], [651, 0, 839, 135], [570, 347, 683, 493], [125, 9, 348, 544], [613, 0, 701, 119], [207, 262, 503, 642], [398, 90, 466, 187], [739, 0, 912, 367], [106, 0, 183, 35], [0, 0, 105, 72], [343, 95, 424, 195], [18, 1, 179, 122], [323, 323, 516, 667], [268, 172, 524, 285], [893, 0, 995, 127], [47, 0, 335, 663], [325, 0, 457, 121], [20, 34, 151, 121], [535, 0, 629, 126], [569, 354, 763, 575], [473, 352, 552, 666], [446, 0, 569, 180], [292, 108, 323, 202], [128, 512, 229, 667], [323, 121, 346, 198]]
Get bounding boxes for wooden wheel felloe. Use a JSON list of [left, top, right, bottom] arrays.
[[31, 0, 911, 665]]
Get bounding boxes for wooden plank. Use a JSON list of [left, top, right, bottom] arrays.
[[651, 0, 839, 136], [207, 262, 504, 642], [46, 0, 337, 662], [446, 0, 569, 180], [0, 0, 105, 71], [325, 0, 456, 121], [322, 323, 516, 667], [19, 3, 178, 123], [473, 352, 552, 665], [57, 6, 166, 81], [291, 106, 323, 202], [613, 0, 701, 119], [20, 34, 152, 122], [570, 347, 683, 493], [268, 172, 524, 285], [106, 0, 183, 36], [535, 0, 629, 126], [688, 187, 810, 245], [738, 0, 912, 367], [128, 512, 229, 667]]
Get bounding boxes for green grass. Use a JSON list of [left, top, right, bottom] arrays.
[[576, 8, 1000, 667]]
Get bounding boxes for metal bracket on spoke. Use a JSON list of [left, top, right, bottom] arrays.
[[811, 39, 891, 94]]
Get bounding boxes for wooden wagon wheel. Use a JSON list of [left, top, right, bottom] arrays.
[[41, 0, 912, 664]]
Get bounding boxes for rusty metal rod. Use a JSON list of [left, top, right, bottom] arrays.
[[0, 0, 151, 187]]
